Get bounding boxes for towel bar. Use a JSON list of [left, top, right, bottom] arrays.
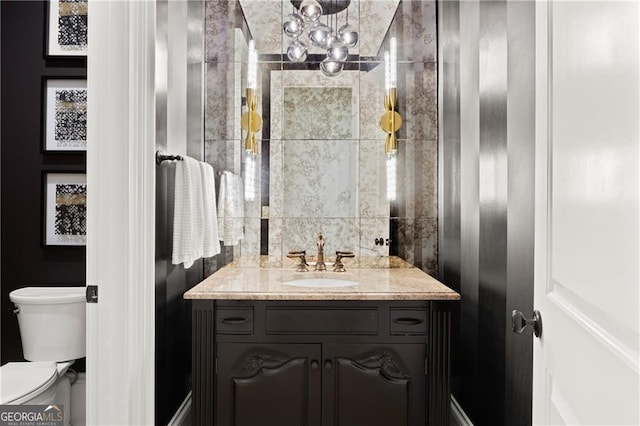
[[156, 151, 183, 165]]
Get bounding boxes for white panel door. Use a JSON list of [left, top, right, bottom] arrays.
[[534, 1, 639, 425]]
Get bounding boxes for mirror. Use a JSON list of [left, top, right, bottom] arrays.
[[204, 0, 438, 274]]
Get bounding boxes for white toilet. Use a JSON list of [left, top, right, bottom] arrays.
[[0, 287, 86, 426]]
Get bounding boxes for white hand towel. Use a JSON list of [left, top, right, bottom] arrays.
[[217, 171, 244, 246], [200, 162, 221, 258], [172, 157, 204, 268]]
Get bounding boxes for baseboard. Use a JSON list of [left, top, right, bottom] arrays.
[[168, 391, 468, 425], [450, 395, 474, 426], [167, 391, 192, 426]]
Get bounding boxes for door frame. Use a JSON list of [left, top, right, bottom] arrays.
[[533, 1, 549, 422], [86, 1, 156, 424]]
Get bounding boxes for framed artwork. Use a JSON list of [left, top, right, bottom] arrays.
[[44, 172, 87, 246], [46, 0, 88, 57], [43, 79, 87, 152]]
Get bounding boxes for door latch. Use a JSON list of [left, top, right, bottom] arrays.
[[86, 285, 98, 303], [511, 310, 542, 338]]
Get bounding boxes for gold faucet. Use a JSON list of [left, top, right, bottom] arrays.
[[315, 233, 326, 271]]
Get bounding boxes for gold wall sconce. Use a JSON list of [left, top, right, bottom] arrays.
[[241, 40, 261, 201], [241, 40, 262, 157], [380, 37, 400, 201], [241, 87, 262, 156], [380, 86, 402, 155], [379, 37, 401, 156]]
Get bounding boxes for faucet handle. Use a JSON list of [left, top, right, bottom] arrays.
[[287, 250, 308, 272], [333, 251, 355, 272]]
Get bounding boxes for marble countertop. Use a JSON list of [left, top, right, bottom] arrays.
[[184, 259, 460, 301]]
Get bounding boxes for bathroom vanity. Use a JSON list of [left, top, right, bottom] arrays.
[[185, 263, 459, 426]]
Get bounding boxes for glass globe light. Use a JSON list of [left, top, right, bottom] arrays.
[[308, 22, 331, 48], [320, 57, 343, 77], [299, 0, 322, 22], [283, 13, 304, 38], [338, 23, 358, 49], [327, 37, 348, 61], [287, 39, 308, 62]]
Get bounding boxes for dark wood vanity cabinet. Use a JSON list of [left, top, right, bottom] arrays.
[[192, 300, 454, 426]]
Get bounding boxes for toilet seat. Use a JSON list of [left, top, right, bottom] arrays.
[[0, 362, 58, 404]]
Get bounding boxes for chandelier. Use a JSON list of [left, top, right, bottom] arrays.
[[283, 0, 358, 77]]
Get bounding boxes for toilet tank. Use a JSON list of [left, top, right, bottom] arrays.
[[10, 287, 86, 362]]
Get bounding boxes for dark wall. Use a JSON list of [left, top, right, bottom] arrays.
[[1, 1, 86, 365], [438, 1, 535, 425], [154, 1, 207, 424], [155, 165, 203, 425]]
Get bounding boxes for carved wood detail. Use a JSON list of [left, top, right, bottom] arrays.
[[237, 351, 302, 378], [339, 351, 410, 381]]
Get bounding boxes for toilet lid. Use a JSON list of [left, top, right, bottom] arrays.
[[0, 362, 57, 404]]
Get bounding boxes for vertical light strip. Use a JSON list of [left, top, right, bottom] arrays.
[[384, 51, 391, 92], [390, 36, 397, 88], [244, 153, 256, 201], [386, 153, 397, 200], [247, 40, 257, 90]]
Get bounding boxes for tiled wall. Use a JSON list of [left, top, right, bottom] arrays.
[[204, 0, 438, 276]]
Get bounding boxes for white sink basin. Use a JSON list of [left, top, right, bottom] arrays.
[[284, 278, 359, 288]]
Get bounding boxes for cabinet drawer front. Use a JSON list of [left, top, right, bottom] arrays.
[[266, 308, 378, 335], [216, 308, 254, 334], [389, 308, 428, 335]]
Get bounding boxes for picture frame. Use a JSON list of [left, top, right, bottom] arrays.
[[43, 172, 87, 246], [43, 78, 87, 152], [46, 0, 88, 57]]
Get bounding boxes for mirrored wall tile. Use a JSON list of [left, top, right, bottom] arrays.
[[239, 217, 261, 264], [359, 218, 390, 257], [269, 68, 283, 140], [267, 218, 284, 267], [205, 0, 240, 63], [206, 61, 249, 141], [403, 62, 437, 140], [272, 68, 362, 140], [414, 217, 438, 276], [358, 0, 399, 58], [269, 139, 284, 218], [413, 139, 437, 219], [358, 62, 386, 140], [242, 0, 283, 54], [283, 139, 358, 218], [397, 0, 437, 62], [390, 217, 438, 276], [284, 69, 360, 139], [392, 217, 416, 265], [284, 88, 353, 139], [359, 139, 389, 218], [243, 191, 263, 219], [396, 138, 417, 218], [282, 218, 360, 261], [205, 140, 242, 175], [205, 62, 229, 140]]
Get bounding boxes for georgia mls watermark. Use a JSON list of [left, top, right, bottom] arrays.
[[0, 405, 63, 426]]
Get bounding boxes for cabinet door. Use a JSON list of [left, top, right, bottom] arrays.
[[216, 343, 321, 426], [322, 344, 426, 426]]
